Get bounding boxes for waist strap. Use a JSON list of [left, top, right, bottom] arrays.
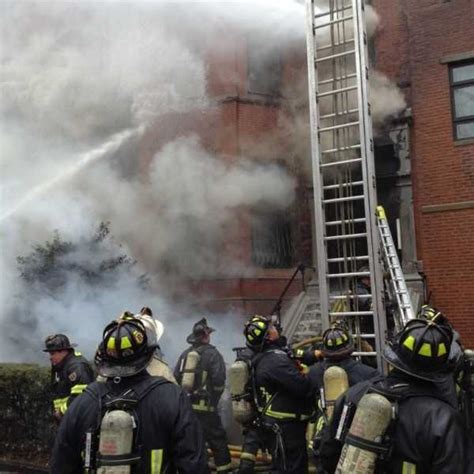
[[345, 433, 390, 456]]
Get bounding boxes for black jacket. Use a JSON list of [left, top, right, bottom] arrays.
[[319, 371, 466, 474], [308, 357, 379, 392], [51, 351, 94, 414], [174, 343, 226, 408], [252, 343, 314, 422], [50, 372, 209, 474]]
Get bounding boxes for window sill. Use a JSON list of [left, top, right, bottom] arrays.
[[454, 138, 474, 146]]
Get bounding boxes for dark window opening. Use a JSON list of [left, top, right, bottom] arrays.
[[251, 212, 293, 268], [247, 35, 281, 97], [449, 60, 474, 140]]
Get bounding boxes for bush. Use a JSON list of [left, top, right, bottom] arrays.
[[0, 364, 52, 462]]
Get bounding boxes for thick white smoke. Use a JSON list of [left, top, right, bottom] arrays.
[[0, 1, 296, 363], [0, 0, 405, 365]]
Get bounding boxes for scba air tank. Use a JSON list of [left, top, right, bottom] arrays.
[[336, 393, 392, 474], [229, 359, 254, 424], [97, 410, 134, 474], [181, 350, 200, 392], [323, 366, 349, 420]]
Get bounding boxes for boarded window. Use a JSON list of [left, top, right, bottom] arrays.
[[450, 61, 474, 140], [251, 212, 293, 268]]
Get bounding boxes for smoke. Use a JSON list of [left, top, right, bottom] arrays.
[[0, 0, 405, 364], [0, 0, 297, 363]]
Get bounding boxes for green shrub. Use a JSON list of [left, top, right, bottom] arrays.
[[0, 364, 52, 460]]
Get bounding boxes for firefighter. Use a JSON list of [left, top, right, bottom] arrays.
[[243, 315, 314, 474], [319, 319, 466, 474], [308, 323, 379, 390], [50, 316, 209, 474], [43, 333, 94, 423], [174, 318, 232, 473], [308, 323, 379, 469]]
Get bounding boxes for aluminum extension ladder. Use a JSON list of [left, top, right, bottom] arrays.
[[305, 0, 387, 370], [376, 206, 416, 330]]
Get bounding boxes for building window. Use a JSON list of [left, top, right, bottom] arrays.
[[247, 35, 281, 97], [251, 212, 293, 268], [450, 61, 474, 140]]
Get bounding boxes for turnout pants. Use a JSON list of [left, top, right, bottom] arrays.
[[261, 419, 309, 474], [195, 410, 232, 472], [238, 425, 263, 474]]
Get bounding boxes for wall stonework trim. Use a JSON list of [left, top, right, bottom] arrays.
[[439, 51, 474, 64], [421, 201, 474, 214]]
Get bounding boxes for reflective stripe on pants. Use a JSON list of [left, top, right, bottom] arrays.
[[150, 449, 163, 473], [402, 461, 416, 474]]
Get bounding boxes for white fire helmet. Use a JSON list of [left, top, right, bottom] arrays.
[[134, 313, 164, 342]]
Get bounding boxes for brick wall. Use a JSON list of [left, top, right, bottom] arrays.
[[373, 0, 474, 346], [137, 29, 312, 317]]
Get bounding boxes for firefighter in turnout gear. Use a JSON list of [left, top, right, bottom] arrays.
[[244, 315, 314, 473], [319, 318, 466, 474], [51, 316, 209, 474], [43, 334, 94, 423], [174, 318, 232, 473], [309, 323, 379, 390], [308, 323, 378, 469]]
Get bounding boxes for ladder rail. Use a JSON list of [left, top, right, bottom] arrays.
[[306, 0, 331, 333], [376, 206, 416, 329], [352, 0, 387, 370]]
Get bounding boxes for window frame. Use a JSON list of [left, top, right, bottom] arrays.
[[246, 34, 282, 98], [449, 60, 474, 140]]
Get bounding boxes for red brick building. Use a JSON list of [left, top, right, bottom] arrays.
[[140, 25, 313, 319], [373, 0, 474, 345], [142, 2, 474, 347]]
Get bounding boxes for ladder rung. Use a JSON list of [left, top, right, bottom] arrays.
[[327, 270, 370, 278], [314, 5, 352, 19], [323, 180, 363, 191], [322, 144, 360, 154], [329, 311, 374, 317], [315, 16, 354, 30], [319, 121, 359, 133], [318, 85, 358, 98], [325, 232, 367, 241], [327, 256, 368, 263], [326, 218, 366, 226], [323, 195, 365, 204], [321, 158, 362, 168], [329, 294, 372, 300], [319, 74, 357, 86], [317, 39, 355, 52], [315, 49, 355, 63], [320, 108, 359, 120]]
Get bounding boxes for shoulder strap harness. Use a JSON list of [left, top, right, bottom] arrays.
[[83, 377, 170, 472]]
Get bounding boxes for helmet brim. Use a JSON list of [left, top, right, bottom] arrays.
[[382, 344, 447, 383], [97, 351, 153, 378], [322, 340, 354, 360], [186, 327, 215, 344], [154, 320, 164, 341]]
